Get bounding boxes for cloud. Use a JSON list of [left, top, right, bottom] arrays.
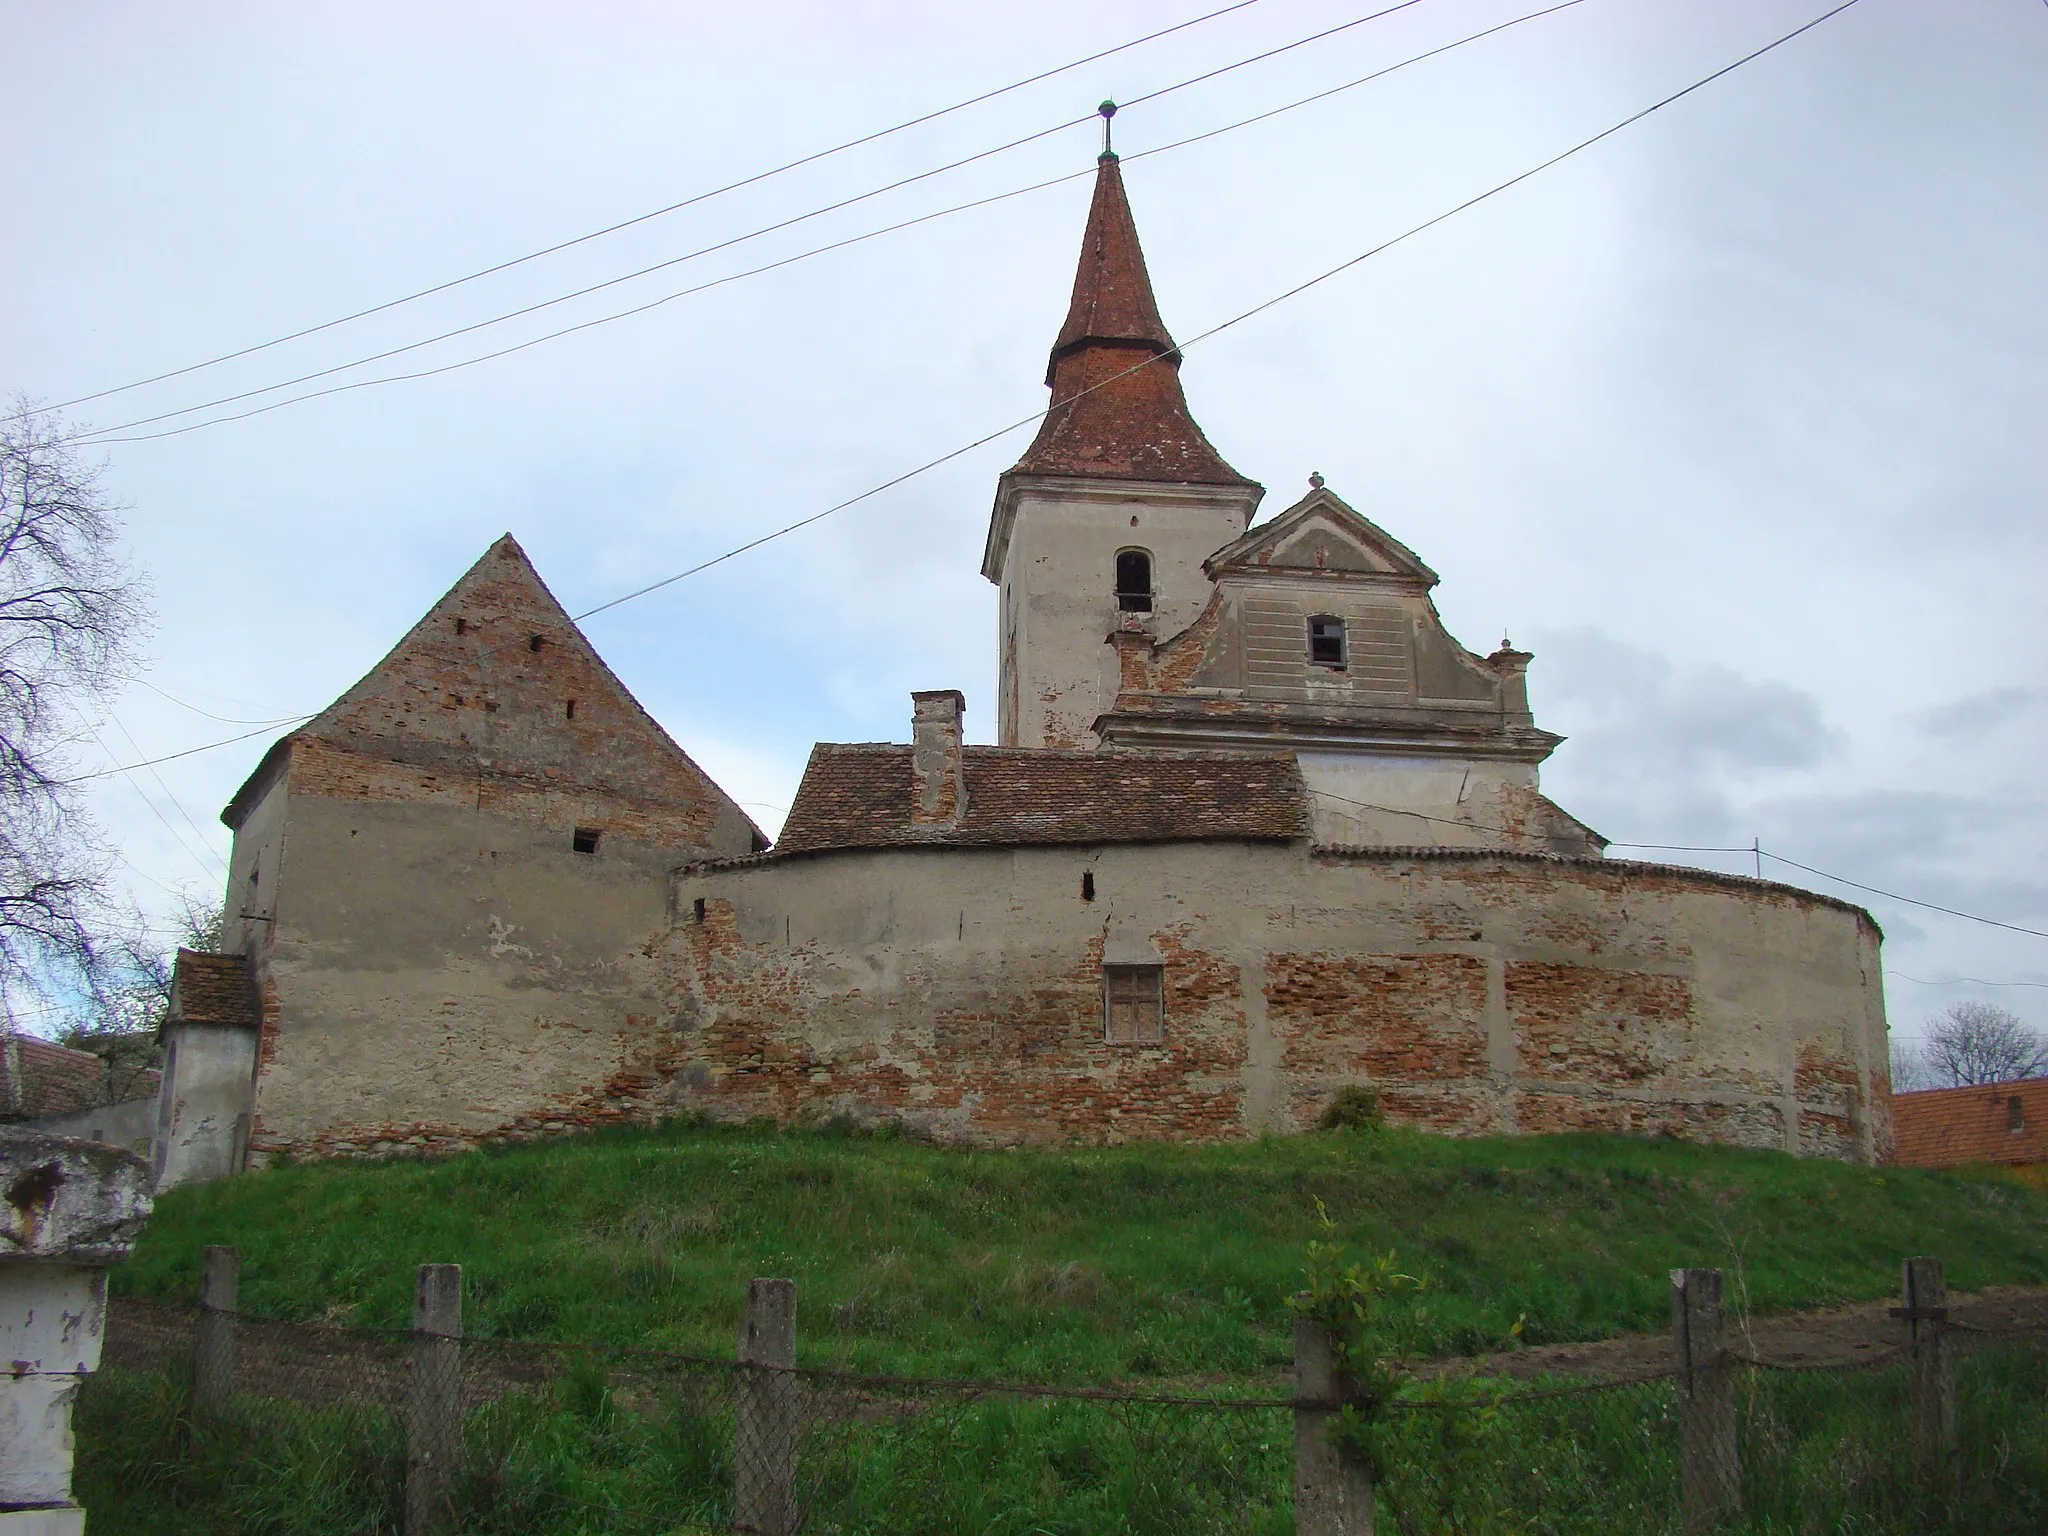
[[1913, 686, 2045, 740], [1533, 627, 1838, 778]]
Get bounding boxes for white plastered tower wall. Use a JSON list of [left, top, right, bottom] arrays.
[[986, 474, 1260, 748]]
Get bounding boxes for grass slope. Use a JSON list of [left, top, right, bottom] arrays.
[[118, 1120, 2048, 1383]]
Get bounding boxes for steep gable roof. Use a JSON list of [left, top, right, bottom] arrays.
[[1206, 484, 1438, 587], [225, 536, 761, 846], [770, 745, 1307, 855]]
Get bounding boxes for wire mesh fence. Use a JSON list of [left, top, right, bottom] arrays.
[[72, 1276, 2048, 1535]]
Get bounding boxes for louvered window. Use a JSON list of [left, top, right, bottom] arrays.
[[1103, 964, 1164, 1044]]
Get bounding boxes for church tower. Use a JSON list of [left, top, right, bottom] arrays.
[[982, 146, 1262, 749]]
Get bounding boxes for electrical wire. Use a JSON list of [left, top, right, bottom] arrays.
[[1885, 972, 2048, 991], [134, 678, 305, 727], [65, 0, 1444, 446], [1757, 851, 2047, 940], [572, 0, 1867, 621], [71, 1, 1879, 828], [68, 718, 315, 785], [9, 0, 1271, 424], [87, 722, 224, 882], [108, 714, 231, 875]]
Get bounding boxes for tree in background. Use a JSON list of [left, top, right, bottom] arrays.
[[1894, 1001, 2047, 1091], [0, 398, 149, 1026], [59, 890, 224, 1102]]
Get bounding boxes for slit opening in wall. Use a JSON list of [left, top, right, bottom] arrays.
[[566, 699, 577, 720], [572, 827, 601, 854], [1081, 871, 1095, 902], [529, 634, 545, 653], [693, 897, 707, 924]]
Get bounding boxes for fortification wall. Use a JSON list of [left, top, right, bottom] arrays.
[[665, 843, 1891, 1162], [240, 759, 702, 1163]]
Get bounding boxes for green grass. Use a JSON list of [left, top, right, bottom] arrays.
[[75, 1339, 2048, 1535], [115, 1118, 2048, 1383]]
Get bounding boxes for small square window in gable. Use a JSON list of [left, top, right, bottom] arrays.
[[572, 827, 602, 855], [1103, 964, 1164, 1045], [1308, 615, 1347, 670]]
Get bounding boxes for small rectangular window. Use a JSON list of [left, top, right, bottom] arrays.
[[1103, 964, 1164, 1045], [2010, 1095, 2027, 1133], [1308, 615, 1347, 669], [572, 827, 601, 854]]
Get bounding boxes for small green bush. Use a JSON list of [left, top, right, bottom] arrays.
[[1319, 1086, 1384, 1132]]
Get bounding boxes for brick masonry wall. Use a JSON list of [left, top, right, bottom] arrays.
[[223, 536, 762, 1166], [659, 842, 1892, 1162]]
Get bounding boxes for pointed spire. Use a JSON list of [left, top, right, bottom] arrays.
[[1008, 146, 1251, 487]]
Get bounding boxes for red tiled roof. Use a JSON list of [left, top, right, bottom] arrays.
[[170, 951, 260, 1028], [2, 1033, 112, 1119], [1890, 1079, 2048, 1168], [1009, 156, 1251, 488], [772, 745, 1307, 856]]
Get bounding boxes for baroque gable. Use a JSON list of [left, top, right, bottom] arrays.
[[1103, 481, 1558, 762], [1204, 485, 1437, 589]]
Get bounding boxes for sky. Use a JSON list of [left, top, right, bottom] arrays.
[[2, 0, 2042, 1045]]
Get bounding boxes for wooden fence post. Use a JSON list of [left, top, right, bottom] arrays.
[[1897, 1256, 1956, 1484], [193, 1245, 240, 1415], [404, 1263, 463, 1536], [1672, 1267, 1740, 1533], [1292, 1313, 1374, 1536], [734, 1277, 798, 1536]]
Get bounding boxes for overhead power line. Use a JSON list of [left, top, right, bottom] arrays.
[[1305, 789, 2043, 940], [1758, 852, 2047, 940], [573, 0, 1867, 621], [78, 0, 1586, 448], [75, 0, 1883, 850], [68, 718, 315, 785], [13, 0, 1272, 424], [1886, 972, 2048, 991], [59, 0, 1445, 444]]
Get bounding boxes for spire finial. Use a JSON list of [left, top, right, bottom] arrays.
[[1308, 470, 1325, 490], [1098, 99, 1117, 159]]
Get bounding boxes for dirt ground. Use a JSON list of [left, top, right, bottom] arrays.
[[104, 1286, 2048, 1403], [1404, 1285, 2048, 1385]]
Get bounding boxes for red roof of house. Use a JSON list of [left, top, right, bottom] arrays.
[[2, 1033, 123, 1119], [1890, 1078, 2048, 1168]]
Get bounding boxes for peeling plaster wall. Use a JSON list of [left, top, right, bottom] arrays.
[[1298, 754, 1548, 848], [152, 1024, 259, 1190], [240, 782, 697, 1162], [665, 844, 1891, 1163], [994, 479, 1255, 749]]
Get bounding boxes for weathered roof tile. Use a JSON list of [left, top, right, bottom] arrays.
[[1891, 1079, 2048, 1169], [169, 951, 260, 1029], [772, 745, 1306, 854]]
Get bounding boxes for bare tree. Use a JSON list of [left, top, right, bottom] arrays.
[[1889, 1038, 1932, 1093], [1908, 1001, 2048, 1089], [59, 890, 223, 1103], [0, 399, 148, 1024]]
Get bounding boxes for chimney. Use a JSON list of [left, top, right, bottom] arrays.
[[910, 690, 967, 830]]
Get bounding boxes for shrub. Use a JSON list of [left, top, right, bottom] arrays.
[[1320, 1086, 1384, 1132]]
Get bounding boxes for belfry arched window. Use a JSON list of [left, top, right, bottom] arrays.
[[1115, 549, 1153, 613]]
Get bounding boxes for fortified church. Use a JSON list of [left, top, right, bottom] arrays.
[[152, 150, 1892, 1188]]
